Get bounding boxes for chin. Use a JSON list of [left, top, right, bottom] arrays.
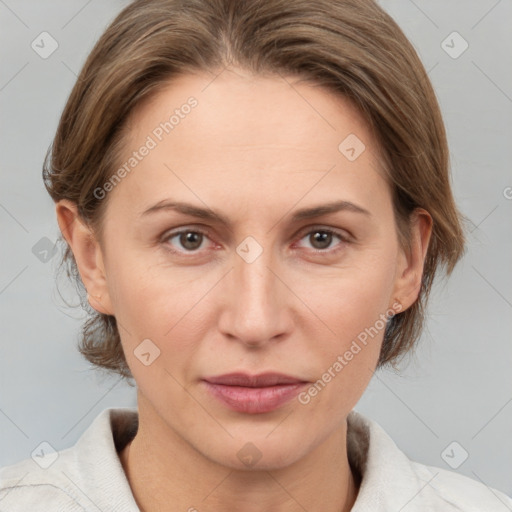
[[198, 431, 315, 472]]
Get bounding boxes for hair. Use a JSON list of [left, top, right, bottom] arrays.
[[43, 0, 466, 379]]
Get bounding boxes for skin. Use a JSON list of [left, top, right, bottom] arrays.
[[57, 68, 432, 512]]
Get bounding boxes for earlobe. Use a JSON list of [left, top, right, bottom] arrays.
[[392, 208, 433, 311], [55, 200, 114, 316]]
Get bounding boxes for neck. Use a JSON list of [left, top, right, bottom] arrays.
[[120, 396, 360, 512]]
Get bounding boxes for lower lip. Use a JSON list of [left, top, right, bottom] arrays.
[[202, 381, 308, 414]]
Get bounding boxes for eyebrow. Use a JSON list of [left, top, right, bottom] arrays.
[[140, 199, 371, 226]]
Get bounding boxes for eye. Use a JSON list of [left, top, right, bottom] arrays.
[[161, 226, 349, 257], [163, 229, 213, 253], [295, 227, 348, 253]]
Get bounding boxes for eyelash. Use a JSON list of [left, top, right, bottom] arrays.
[[161, 226, 350, 257]]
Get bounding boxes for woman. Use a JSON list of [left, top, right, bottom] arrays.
[[1, 0, 510, 510]]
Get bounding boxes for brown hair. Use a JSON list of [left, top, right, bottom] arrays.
[[44, 0, 466, 379]]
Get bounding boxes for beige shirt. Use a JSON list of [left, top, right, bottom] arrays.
[[1, 407, 510, 511]]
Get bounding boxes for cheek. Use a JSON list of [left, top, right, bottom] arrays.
[[108, 265, 214, 406], [291, 249, 397, 405], [108, 256, 218, 359], [295, 246, 397, 338]]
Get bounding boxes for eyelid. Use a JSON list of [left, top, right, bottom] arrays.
[[295, 224, 351, 240], [161, 225, 216, 253], [292, 225, 351, 252], [161, 224, 213, 238]]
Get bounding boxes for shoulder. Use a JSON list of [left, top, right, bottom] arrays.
[[411, 458, 512, 511], [347, 410, 512, 511], [0, 407, 139, 511], [0, 453, 87, 511]]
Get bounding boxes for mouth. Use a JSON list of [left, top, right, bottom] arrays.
[[201, 372, 309, 414]]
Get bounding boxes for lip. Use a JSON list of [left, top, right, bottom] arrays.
[[202, 372, 309, 414]]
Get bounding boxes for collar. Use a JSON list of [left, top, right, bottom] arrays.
[[7, 407, 472, 510], [82, 407, 459, 510]]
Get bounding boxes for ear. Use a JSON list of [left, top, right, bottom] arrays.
[[56, 200, 114, 315], [391, 208, 433, 312]]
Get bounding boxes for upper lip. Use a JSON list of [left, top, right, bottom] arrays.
[[203, 372, 307, 387]]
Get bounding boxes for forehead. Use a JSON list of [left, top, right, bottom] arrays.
[[111, 69, 388, 216], [126, 69, 375, 157]]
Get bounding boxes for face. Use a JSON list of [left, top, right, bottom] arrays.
[[60, 68, 430, 470]]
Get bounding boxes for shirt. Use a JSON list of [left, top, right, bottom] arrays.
[[1, 407, 510, 511]]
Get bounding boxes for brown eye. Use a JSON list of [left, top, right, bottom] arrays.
[[309, 231, 333, 250], [296, 227, 348, 253], [164, 230, 209, 253], [179, 231, 203, 251]]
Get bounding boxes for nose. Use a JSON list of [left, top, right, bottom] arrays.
[[217, 244, 293, 348]]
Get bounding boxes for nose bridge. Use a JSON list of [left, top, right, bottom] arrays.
[[219, 238, 289, 344]]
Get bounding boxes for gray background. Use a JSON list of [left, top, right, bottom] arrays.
[[1, 0, 511, 500]]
